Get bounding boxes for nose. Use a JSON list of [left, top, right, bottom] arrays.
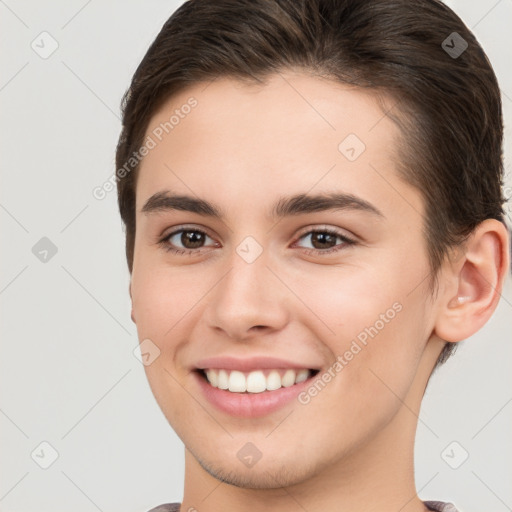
[[204, 245, 290, 341]]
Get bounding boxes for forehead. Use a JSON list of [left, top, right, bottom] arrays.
[[136, 71, 422, 221], [143, 72, 397, 155]]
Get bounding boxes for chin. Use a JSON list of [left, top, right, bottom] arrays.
[[193, 446, 322, 490]]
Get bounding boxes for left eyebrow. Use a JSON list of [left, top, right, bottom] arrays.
[[271, 192, 384, 219], [141, 190, 385, 219]]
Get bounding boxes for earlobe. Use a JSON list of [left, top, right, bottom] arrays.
[[434, 219, 509, 343]]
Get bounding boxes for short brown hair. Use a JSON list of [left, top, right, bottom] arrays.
[[115, 0, 507, 366]]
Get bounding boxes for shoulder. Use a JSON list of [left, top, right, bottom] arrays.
[[424, 501, 460, 512], [146, 503, 181, 512]]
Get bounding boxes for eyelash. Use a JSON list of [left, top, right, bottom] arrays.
[[158, 225, 356, 257]]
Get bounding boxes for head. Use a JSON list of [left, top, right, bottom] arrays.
[[115, 0, 509, 490]]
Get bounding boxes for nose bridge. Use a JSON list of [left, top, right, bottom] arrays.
[[205, 237, 288, 338]]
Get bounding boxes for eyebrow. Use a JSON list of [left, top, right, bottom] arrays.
[[141, 190, 384, 219]]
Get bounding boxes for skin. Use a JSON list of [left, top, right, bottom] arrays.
[[129, 71, 509, 512]]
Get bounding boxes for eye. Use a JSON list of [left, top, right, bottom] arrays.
[[158, 225, 356, 257], [159, 227, 218, 255], [293, 227, 356, 256]]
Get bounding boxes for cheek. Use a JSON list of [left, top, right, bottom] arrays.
[[131, 261, 206, 340], [344, 298, 430, 418], [131, 263, 203, 418], [293, 265, 400, 340], [304, 302, 428, 445], [302, 264, 430, 400]]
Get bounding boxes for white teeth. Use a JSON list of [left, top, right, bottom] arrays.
[[246, 371, 267, 393], [266, 370, 282, 391], [202, 368, 314, 393], [228, 370, 247, 392], [295, 369, 309, 383], [205, 369, 218, 388], [217, 369, 229, 390], [281, 369, 296, 387]]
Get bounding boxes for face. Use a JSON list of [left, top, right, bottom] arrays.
[[130, 72, 440, 488]]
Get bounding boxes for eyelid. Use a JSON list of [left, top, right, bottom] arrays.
[[160, 223, 216, 241], [294, 223, 355, 240]]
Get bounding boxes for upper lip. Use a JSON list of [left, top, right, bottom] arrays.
[[194, 356, 322, 372]]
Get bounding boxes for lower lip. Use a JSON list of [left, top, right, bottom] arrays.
[[193, 370, 319, 418]]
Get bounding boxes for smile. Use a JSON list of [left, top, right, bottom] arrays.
[[194, 367, 322, 418]]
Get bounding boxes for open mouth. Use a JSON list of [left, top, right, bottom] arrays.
[[195, 368, 321, 394]]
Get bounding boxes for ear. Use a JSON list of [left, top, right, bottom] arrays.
[[434, 219, 510, 343], [129, 281, 136, 324]]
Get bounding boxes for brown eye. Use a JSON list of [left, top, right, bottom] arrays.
[[179, 230, 206, 249], [160, 228, 216, 254], [309, 231, 338, 250], [294, 228, 356, 256]]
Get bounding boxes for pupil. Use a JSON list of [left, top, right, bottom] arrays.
[[312, 232, 335, 249], [182, 231, 204, 249]]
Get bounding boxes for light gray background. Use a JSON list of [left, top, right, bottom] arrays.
[[1, 1, 511, 511]]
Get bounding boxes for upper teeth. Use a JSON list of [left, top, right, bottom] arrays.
[[204, 368, 312, 393]]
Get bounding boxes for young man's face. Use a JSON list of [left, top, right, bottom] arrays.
[[130, 72, 445, 488]]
